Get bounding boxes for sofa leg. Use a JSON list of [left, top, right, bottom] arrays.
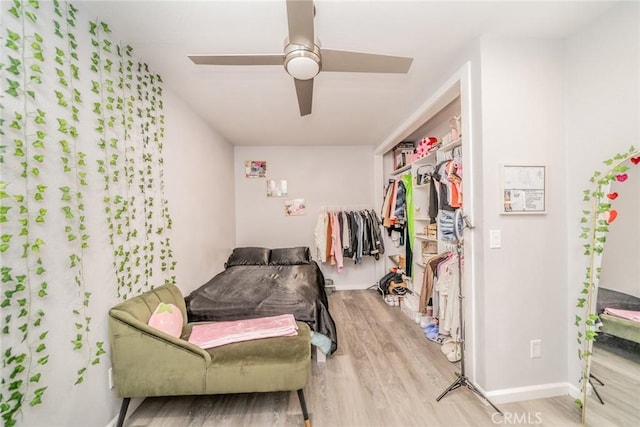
[[116, 397, 130, 427], [296, 389, 311, 427]]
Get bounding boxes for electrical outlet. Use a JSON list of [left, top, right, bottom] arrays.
[[108, 367, 114, 389], [530, 339, 542, 359]]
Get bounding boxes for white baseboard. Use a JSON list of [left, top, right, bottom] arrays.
[[568, 382, 582, 400], [105, 397, 144, 427], [483, 382, 570, 404]]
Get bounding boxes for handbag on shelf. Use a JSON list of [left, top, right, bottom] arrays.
[[416, 165, 434, 186]]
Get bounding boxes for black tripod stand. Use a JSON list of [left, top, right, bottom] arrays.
[[589, 373, 605, 405], [436, 210, 502, 415]]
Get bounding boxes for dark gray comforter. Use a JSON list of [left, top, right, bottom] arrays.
[[185, 262, 337, 354]]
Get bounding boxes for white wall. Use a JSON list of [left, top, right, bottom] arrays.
[[70, 89, 234, 427], [163, 90, 236, 295], [0, 4, 235, 427], [565, 0, 640, 393], [234, 145, 379, 289], [478, 37, 568, 398], [38, 87, 233, 427]]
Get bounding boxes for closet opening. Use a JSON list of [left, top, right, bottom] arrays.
[[373, 62, 481, 390]]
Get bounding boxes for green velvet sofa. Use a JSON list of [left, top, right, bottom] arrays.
[[108, 284, 312, 427]]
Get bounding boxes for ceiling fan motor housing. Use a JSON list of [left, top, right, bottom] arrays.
[[284, 43, 321, 80]]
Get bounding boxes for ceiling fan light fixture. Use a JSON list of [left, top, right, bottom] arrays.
[[284, 47, 320, 80]]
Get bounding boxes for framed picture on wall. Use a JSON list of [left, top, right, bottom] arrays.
[[266, 180, 288, 197], [284, 198, 306, 216], [501, 164, 546, 214], [245, 160, 267, 178]]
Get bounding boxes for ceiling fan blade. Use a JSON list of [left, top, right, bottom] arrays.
[[188, 54, 284, 66], [294, 78, 313, 116], [320, 49, 413, 73], [286, 0, 315, 47]]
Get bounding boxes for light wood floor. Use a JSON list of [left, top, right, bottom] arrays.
[[585, 344, 640, 427], [125, 290, 586, 427]]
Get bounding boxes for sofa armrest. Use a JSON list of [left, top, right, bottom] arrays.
[[109, 308, 211, 360], [109, 310, 211, 398]]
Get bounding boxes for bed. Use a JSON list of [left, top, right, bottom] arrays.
[[185, 246, 338, 355]]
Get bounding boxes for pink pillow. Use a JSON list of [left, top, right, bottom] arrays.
[[148, 303, 183, 338]]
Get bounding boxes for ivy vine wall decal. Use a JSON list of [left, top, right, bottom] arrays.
[[574, 145, 639, 423], [0, 1, 177, 425]]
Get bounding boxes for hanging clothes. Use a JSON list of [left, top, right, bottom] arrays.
[[439, 210, 455, 242], [429, 172, 439, 223], [446, 160, 463, 208], [313, 208, 385, 272], [314, 212, 328, 263], [381, 180, 407, 240], [365, 210, 385, 260], [344, 212, 358, 259], [381, 175, 413, 276], [434, 160, 453, 212], [405, 226, 413, 278], [433, 252, 462, 342], [419, 252, 450, 314], [341, 212, 350, 256], [325, 214, 333, 262], [401, 174, 414, 277], [381, 178, 407, 227], [433, 157, 463, 213], [381, 182, 394, 228], [329, 212, 344, 272]]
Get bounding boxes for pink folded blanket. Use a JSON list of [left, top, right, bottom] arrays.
[[604, 307, 640, 323], [188, 313, 299, 349]]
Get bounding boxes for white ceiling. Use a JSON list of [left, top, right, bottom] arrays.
[[81, 0, 617, 146]]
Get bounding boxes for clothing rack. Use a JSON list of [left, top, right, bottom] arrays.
[[321, 204, 370, 212], [314, 207, 385, 272]]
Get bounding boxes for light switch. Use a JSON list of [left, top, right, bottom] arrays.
[[489, 230, 501, 249], [530, 339, 542, 358]]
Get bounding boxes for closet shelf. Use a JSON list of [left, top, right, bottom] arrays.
[[415, 217, 431, 221], [390, 164, 411, 175], [439, 137, 462, 152], [415, 234, 437, 242], [411, 151, 437, 167]]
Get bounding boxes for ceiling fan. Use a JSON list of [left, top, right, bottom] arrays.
[[188, 0, 413, 116]]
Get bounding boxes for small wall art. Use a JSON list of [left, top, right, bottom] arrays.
[[245, 160, 267, 178], [284, 198, 306, 216], [267, 180, 288, 197], [501, 164, 546, 214]]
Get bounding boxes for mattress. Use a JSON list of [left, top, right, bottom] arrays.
[[185, 262, 337, 354]]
